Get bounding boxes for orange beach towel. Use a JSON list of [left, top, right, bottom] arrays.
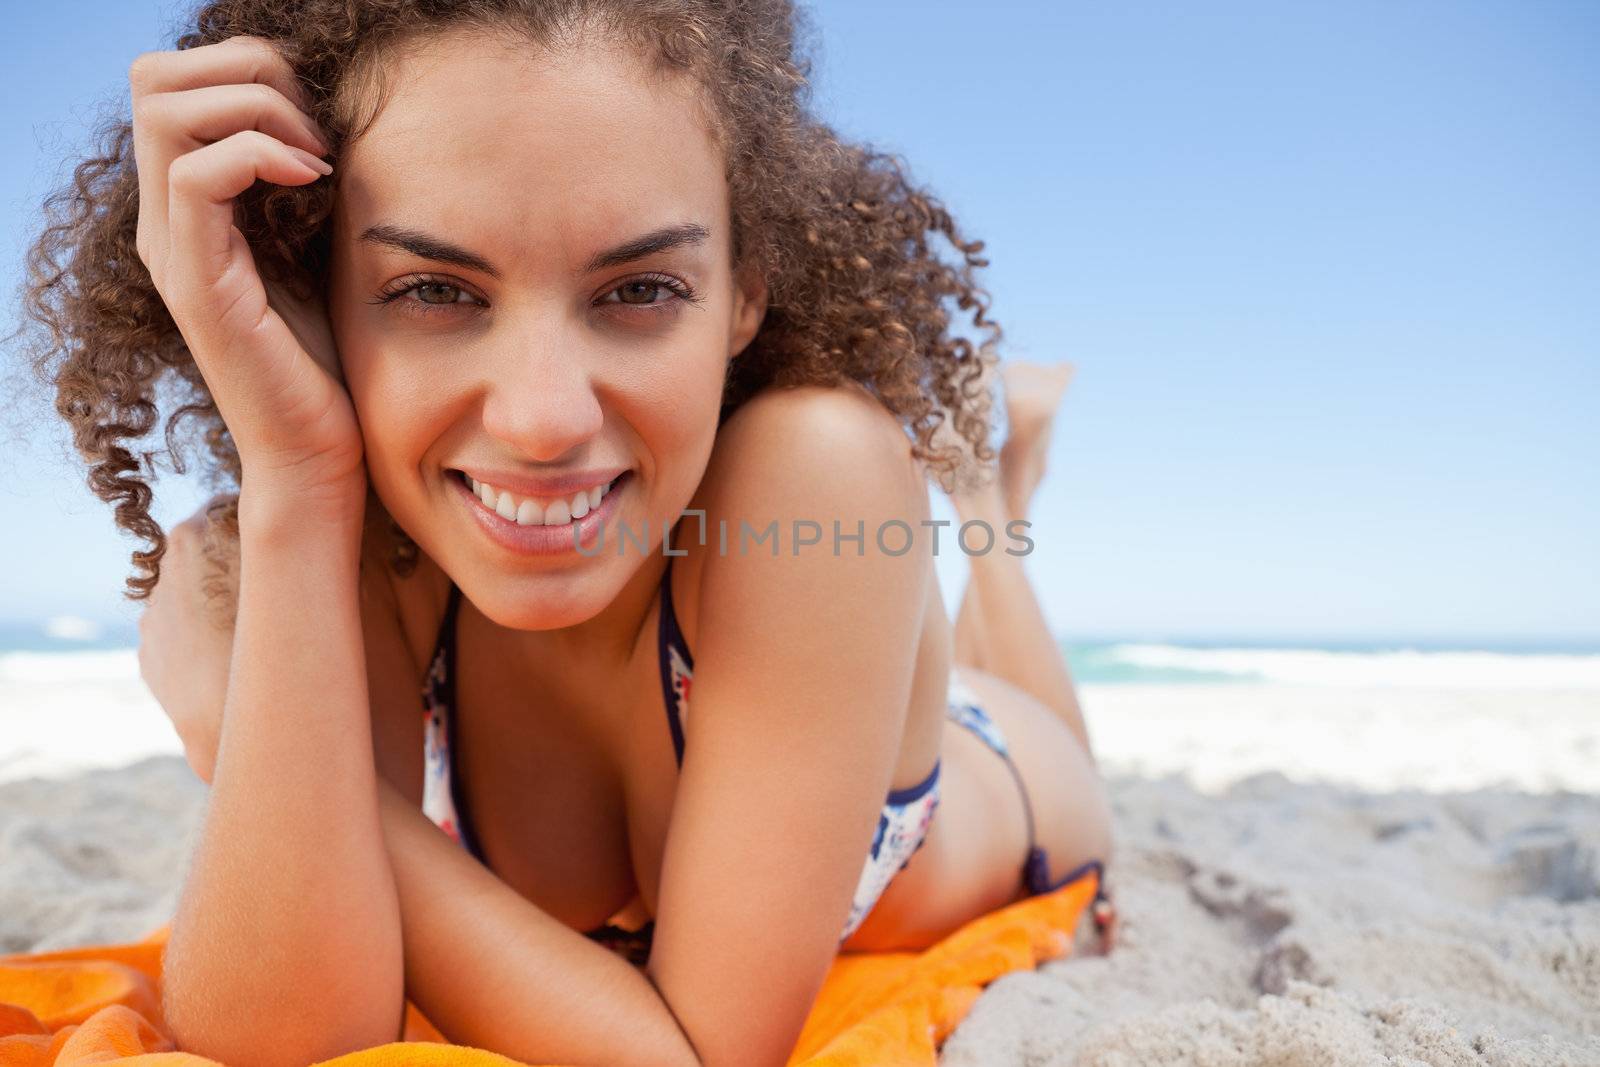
[[0, 869, 1099, 1066]]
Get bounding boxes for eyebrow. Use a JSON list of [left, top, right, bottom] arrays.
[[356, 221, 712, 279]]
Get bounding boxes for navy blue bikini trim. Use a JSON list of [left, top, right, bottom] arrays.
[[656, 558, 943, 810], [436, 580, 644, 949], [656, 558, 690, 766], [439, 580, 487, 864], [437, 567, 1112, 924], [884, 760, 941, 805]]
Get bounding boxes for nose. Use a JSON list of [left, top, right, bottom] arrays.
[[478, 330, 605, 463]]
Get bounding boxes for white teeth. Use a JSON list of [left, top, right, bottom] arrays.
[[461, 471, 618, 525]]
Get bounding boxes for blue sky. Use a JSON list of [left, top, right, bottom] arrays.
[[1, 0, 1595, 646]]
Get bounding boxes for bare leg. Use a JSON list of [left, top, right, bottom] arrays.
[[951, 566, 989, 674], [950, 360, 1092, 759]]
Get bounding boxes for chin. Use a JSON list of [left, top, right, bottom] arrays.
[[461, 559, 632, 631]]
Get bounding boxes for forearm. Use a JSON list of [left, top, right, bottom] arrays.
[[373, 782, 700, 1067], [163, 491, 403, 1065]]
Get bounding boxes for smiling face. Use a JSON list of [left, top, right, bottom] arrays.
[[327, 28, 765, 630]]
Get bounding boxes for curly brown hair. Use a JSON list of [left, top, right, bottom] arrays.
[[17, 0, 1000, 602]]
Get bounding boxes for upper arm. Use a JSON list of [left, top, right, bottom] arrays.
[[646, 385, 933, 1066]]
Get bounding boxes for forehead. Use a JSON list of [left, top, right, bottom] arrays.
[[336, 29, 726, 259]]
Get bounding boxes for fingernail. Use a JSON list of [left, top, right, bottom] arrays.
[[289, 146, 334, 176], [305, 121, 333, 156]]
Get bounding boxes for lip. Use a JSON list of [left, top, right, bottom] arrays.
[[455, 466, 628, 499], [451, 468, 630, 557]]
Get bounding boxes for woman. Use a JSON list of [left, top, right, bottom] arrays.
[[22, 3, 1114, 1064]]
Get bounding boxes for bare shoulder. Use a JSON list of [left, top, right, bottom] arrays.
[[696, 381, 927, 514], [674, 382, 934, 646]]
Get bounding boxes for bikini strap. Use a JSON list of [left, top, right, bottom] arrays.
[[995, 752, 1040, 862], [436, 581, 466, 702], [656, 557, 693, 766], [434, 579, 487, 863], [658, 558, 691, 665], [429, 579, 465, 670], [444, 578, 464, 632]]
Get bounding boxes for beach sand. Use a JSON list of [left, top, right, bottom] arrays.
[[945, 771, 1599, 1066], [2, 681, 1598, 1064]]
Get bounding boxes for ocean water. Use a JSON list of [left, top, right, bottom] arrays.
[[4, 616, 1598, 788], [0, 618, 142, 654], [4, 616, 1598, 690], [1063, 639, 1600, 688]]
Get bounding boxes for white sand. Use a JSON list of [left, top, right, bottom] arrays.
[[0, 756, 206, 955], [2, 677, 1598, 1064], [944, 771, 1600, 1066]]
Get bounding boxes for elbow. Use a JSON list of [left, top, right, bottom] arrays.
[[165, 995, 401, 1067], [162, 947, 404, 1067]]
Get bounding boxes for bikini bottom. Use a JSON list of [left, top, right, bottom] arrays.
[[946, 672, 1118, 949]]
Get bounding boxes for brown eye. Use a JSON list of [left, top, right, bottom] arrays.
[[616, 280, 664, 305], [416, 282, 464, 305], [594, 273, 700, 315], [372, 275, 485, 319]]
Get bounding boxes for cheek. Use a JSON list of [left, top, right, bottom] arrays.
[[340, 339, 450, 511], [334, 285, 732, 522], [616, 323, 728, 489]]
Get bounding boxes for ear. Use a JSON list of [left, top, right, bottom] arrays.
[[727, 262, 768, 360]]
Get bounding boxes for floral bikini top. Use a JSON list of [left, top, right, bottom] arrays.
[[419, 559, 943, 965]]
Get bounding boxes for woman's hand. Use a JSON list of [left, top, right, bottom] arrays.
[[130, 34, 361, 512], [137, 497, 238, 785]]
